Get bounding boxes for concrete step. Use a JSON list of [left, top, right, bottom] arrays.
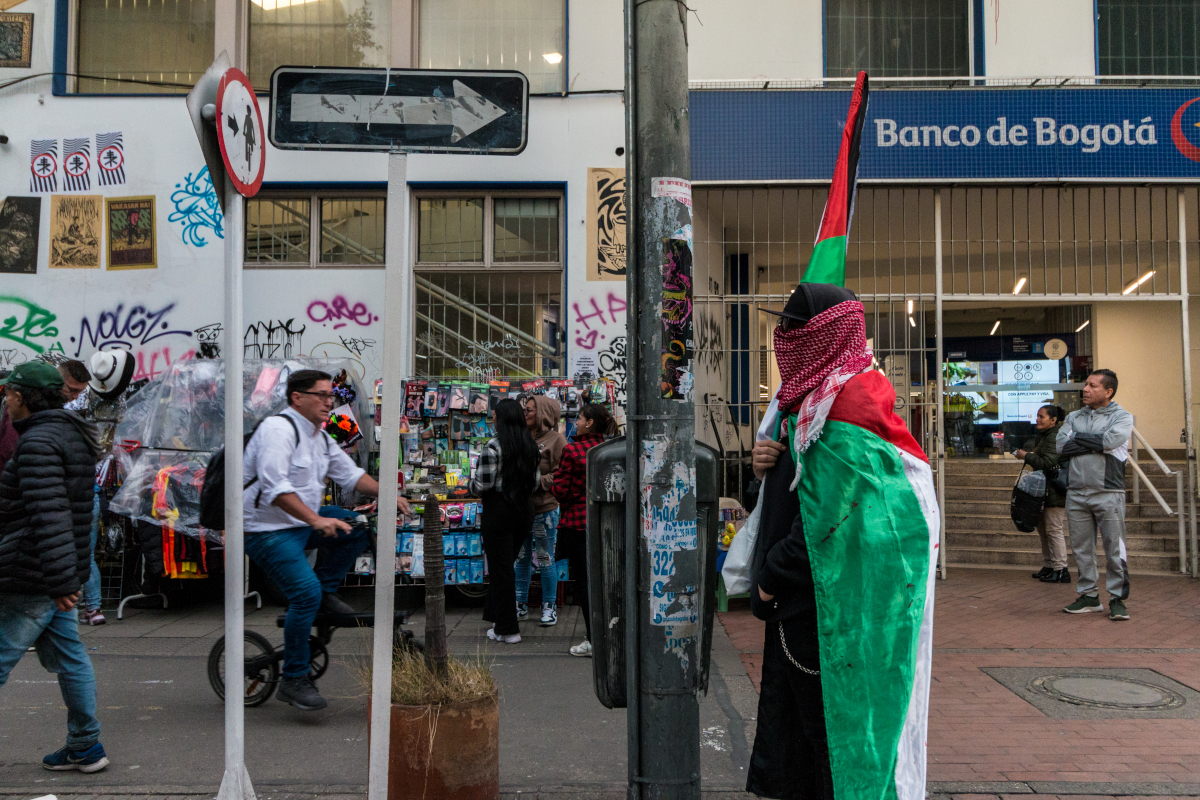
[[945, 458, 1188, 474], [943, 471, 1184, 492], [945, 512, 1184, 537], [943, 561, 1187, 578], [945, 545, 1180, 573], [945, 528, 1177, 554], [943, 497, 1179, 519]]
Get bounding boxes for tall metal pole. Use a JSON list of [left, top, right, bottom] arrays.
[[625, 1, 698, 798], [217, 186, 254, 800], [1177, 191, 1197, 577], [367, 150, 409, 800], [934, 190, 947, 580]]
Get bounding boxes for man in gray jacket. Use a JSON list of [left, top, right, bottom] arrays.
[[1056, 369, 1134, 620]]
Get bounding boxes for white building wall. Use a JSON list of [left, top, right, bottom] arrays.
[[567, 0, 624, 92], [983, 0, 1096, 78], [688, 0, 823, 82]]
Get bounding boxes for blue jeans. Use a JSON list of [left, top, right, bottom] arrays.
[[244, 512, 369, 678], [515, 508, 559, 607], [81, 492, 102, 612], [0, 594, 101, 750]]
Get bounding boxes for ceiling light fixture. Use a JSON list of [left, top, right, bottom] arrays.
[[1012, 277, 1026, 295], [908, 315, 916, 327], [1122, 270, 1155, 295], [543, 52, 563, 64], [907, 299, 913, 314], [1075, 319, 1090, 333], [990, 320, 1001, 335]]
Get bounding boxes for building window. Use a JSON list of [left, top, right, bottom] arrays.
[[417, 194, 561, 267], [1097, 0, 1200, 76], [76, 0, 216, 94], [824, 0, 969, 78], [418, 0, 566, 94], [248, 0, 391, 91], [245, 193, 385, 267]]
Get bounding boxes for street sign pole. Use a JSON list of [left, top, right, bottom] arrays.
[[367, 149, 410, 800], [218, 181, 253, 800]]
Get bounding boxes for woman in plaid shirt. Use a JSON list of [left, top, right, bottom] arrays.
[[551, 404, 617, 657]]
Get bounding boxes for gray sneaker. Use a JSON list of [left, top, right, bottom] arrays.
[[277, 676, 328, 711]]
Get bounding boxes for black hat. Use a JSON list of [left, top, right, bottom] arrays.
[[763, 283, 858, 326]]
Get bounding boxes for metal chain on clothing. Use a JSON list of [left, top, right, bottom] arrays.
[[779, 622, 820, 675]]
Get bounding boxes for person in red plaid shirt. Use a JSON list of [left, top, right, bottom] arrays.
[[551, 404, 617, 657]]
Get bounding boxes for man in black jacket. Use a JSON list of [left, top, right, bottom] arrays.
[[0, 362, 108, 773]]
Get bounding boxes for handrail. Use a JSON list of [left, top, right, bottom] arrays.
[[1129, 425, 1190, 575]]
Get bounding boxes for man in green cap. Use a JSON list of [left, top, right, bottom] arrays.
[[0, 362, 109, 773]]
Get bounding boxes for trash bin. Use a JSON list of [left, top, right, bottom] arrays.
[[585, 436, 720, 709]]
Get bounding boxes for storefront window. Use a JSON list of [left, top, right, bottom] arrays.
[[824, 0, 969, 78], [245, 194, 383, 267], [493, 198, 559, 263], [419, 0, 566, 94], [76, 0, 216, 94], [417, 195, 562, 267], [248, 0, 391, 91], [321, 198, 385, 264], [245, 197, 311, 264], [419, 199, 485, 264], [1098, 0, 1200, 76], [415, 271, 561, 379]]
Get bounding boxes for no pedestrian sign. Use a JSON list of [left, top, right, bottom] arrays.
[[217, 67, 266, 197], [269, 67, 529, 154]]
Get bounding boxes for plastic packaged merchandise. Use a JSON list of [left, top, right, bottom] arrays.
[[111, 357, 373, 544], [1016, 469, 1047, 498]]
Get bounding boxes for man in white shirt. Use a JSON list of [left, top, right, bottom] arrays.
[[243, 369, 411, 711]]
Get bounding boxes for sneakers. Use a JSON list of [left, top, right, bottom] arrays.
[[539, 603, 557, 627], [43, 742, 109, 773], [1109, 598, 1130, 620], [570, 640, 593, 658], [1041, 568, 1071, 583], [319, 593, 356, 616], [1063, 595, 1104, 614], [276, 676, 328, 711], [81, 608, 106, 625], [1032, 567, 1054, 580], [515, 602, 529, 620], [486, 626, 522, 644]]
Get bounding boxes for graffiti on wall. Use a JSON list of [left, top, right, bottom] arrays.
[[132, 346, 196, 381], [0, 296, 59, 353], [245, 319, 305, 359], [194, 323, 222, 359], [693, 309, 724, 372], [307, 296, 378, 329], [571, 291, 627, 351], [597, 335, 627, 408], [71, 302, 192, 357], [169, 167, 224, 247]]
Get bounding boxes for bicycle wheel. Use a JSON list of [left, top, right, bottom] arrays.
[[208, 630, 279, 707], [308, 636, 329, 680]]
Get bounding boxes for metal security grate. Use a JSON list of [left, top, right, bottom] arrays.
[[245, 194, 385, 267], [415, 271, 561, 379], [494, 198, 559, 262], [245, 197, 311, 264], [1098, 0, 1200, 76], [76, 0, 216, 93], [824, 0, 970, 78], [321, 198, 385, 264], [419, 198, 485, 263]]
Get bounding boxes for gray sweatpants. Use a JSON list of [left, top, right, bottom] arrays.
[[1066, 491, 1129, 601]]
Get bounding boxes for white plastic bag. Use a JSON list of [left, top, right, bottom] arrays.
[[720, 501, 762, 597]]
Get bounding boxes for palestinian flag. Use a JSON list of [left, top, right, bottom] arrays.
[[802, 71, 869, 286], [790, 370, 938, 800]]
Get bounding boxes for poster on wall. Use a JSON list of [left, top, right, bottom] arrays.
[[49, 195, 102, 269], [586, 167, 626, 281], [106, 196, 157, 270], [0, 13, 33, 69], [0, 196, 40, 274]]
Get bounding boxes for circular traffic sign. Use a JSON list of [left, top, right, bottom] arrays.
[[216, 67, 266, 197]]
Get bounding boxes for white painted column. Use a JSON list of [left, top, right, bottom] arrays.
[[367, 150, 410, 800], [217, 186, 254, 800], [1178, 191, 1198, 576]]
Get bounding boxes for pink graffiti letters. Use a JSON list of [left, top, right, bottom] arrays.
[[133, 346, 196, 381], [307, 296, 378, 329], [572, 292, 627, 350]]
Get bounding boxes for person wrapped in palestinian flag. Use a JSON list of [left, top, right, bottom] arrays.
[[745, 71, 940, 800]]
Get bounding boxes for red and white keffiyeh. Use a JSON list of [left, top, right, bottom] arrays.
[[757, 300, 873, 489]]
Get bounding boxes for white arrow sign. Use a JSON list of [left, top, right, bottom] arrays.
[[290, 80, 506, 142]]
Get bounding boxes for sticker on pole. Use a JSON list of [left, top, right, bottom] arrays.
[[216, 67, 266, 197]]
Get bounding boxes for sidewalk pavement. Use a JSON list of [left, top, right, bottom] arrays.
[[0, 588, 761, 799], [718, 567, 1200, 799]]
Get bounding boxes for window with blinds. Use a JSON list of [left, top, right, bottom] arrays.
[[418, 0, 566, 94], [248, 0, 391, 90], [76, 0, 216, 93], [418, 194, 561, 267], [245, 194, 385, 267], [824, 0, 970, 79], [1098, 0, 1200, 76]]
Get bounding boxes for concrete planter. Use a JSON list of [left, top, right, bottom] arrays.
[[382, 689, 499, 800]]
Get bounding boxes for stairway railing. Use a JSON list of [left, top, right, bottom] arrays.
[[1129, 426, 1194, 576]]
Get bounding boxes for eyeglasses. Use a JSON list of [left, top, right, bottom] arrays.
[[297, 391, 336, 402]]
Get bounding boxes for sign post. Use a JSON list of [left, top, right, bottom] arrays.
[[188, 54, 266, 800], [270, 66, 527, 800]]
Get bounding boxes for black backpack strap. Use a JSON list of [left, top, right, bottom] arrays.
[[247, 412, 303, 501]]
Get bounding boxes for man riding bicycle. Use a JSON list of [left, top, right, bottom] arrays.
[[243, 369, 410, 711]]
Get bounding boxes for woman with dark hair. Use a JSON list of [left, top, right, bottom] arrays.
[[551, 403, 617, 657], [1014, 404, 1069, 583], [469, 398, 540, 643]]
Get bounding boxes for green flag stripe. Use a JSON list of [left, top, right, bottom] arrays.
[[792, 419, 931, 800], [800, 235, 847, 285]]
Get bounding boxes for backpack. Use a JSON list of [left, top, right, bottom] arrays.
[[199, 414, 299, 531]]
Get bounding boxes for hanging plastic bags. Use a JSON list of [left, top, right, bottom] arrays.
[[720, 500, 762, 597]]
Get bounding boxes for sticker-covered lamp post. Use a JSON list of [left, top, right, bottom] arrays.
[[186, 52, 265, 800]]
